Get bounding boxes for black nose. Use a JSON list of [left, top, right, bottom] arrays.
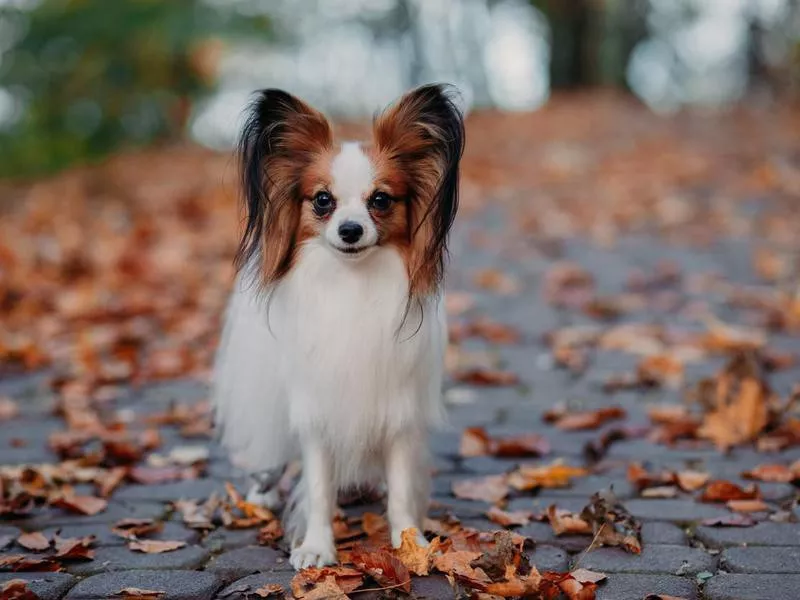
[[338, 221, 363, 244]]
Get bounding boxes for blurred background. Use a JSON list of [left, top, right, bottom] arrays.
[[0, 0, 798, 178]]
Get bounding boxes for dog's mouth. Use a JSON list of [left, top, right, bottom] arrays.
[[332, 245, 370, 256]]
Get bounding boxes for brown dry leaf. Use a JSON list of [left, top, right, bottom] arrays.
[[0, 554, 60, 572], [50, 494, 108, 516], [554, 407, 626, 431], [301, 576, 348, 600], [432, 549, 487, 581], [395, 528, 441, 576], [112, 518, 163, 540], [726, 499, 770, 513], [361, 512, 388, 539], [452, 475, 509, 503], [16, 531, 50, 552], [547, 505, 592, 536], [454, 368, 520, 387], [96, 466, 128, 498], [581, 492, 642, 555], [466, 318, 521, 344], [350, 548, 411, 593], [0, 397, 19, 421], [700, 480, 761, 503], [486, 506, 532, 527], [459, 427, 550, 458], [253, 584, 284, 598], [257, 519, 284, 545], [128, 540, 186, 554], [570, 568, 607, 584], [483, 564, 543, 598], [508, 462, 589, 491], [291, 566, 363, 597], [0, 579, 39, 600], [474, 269, 521, 295], [674, 470, 710, 492], [638, 354, 684, 387], [641, 485, 679, 499], [53, 535, 95, 560], [111, 589, 167, 600], [742, 464, 795, 483]]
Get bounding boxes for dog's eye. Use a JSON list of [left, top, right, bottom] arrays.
[[312, 191, 335, 216], [368, 192, 393, 212]]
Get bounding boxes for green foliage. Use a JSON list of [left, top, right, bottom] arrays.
[[0, 0, 270, 179]]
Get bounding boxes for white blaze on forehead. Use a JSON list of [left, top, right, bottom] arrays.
[[330, 142, 374, 206]]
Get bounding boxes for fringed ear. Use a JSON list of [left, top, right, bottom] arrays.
[[236, 89, 332, 285], [373, 84, 465, 297]]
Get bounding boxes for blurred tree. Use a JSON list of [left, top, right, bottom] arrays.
[[0, 0, 269, 179]]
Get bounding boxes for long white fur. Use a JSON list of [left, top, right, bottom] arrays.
[[213, 143, 447, 569]]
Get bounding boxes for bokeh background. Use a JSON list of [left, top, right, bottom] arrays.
[[0, 0, 798, 178], [0, 0, 799, 384]]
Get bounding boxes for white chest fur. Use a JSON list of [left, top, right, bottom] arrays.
[[266, 242, 445, 480]]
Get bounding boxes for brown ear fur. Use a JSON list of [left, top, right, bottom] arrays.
[[373, 84, 464, 297], [237, 90, 332, 285]]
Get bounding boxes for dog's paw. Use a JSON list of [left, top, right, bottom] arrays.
[[290, 542, 337, 570], [391, 528, 428, 548]]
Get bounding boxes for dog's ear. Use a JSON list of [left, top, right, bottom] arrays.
[[237, 89, 332, 284], [373, 84, 464, 296]]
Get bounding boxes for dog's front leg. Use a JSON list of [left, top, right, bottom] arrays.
[[386, 428, 429, 548], [290, 436, 337, 569]]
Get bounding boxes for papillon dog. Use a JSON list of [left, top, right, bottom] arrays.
[[212, 84, 464, 570]]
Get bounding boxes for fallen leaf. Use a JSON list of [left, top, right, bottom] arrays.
[[486, 506, 531, 527], [0, 397, 19, 421], [460, 427, 549, 458], [508, 462, 589, 491], [674, 470, 710, 492], [465, 318, 521, 344], [128, 540, 186, 554], [16, 532, 50, 552], [290, 566, 363, 597], [50, 494, 107, 516], [474, 269, 521, 295], [253, 584, 284, 598], [96, 467, 128, 498], [641, 485, 679, 498], [742, 464, 796, 483], [547, 505, 592, 535], [452, 475, 509, 503], [395, 528, 441, 576], [0, 554, 60, 572], [580, 491, 642, 554], [0, 579, 39, 600], [350, 548, 411, 593], [111, 518, 163, 540], [553, 407, 626, 431], [53, 535, 95, 560], [454, 368, 520, 387], [111, 587, 167, 599], [570, 568, 607, 583], [700, 480, 761, 503], [726, 499, 770, 513], [701, 514, 757, 527]]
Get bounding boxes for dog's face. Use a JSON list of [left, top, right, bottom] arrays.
[[237, 85, 464, 296], [296, 141, 409, 262]]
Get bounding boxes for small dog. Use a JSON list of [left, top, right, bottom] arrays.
[[212, 84, 464, 570]]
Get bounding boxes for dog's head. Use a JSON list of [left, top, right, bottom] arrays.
[[236, 84, 464, 297]]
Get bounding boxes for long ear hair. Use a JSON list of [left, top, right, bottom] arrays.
[[373, 84, 465, 297], [236, 89, 332, 286]]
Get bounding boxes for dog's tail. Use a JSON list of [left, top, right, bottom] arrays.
[[212, 272, 298, 474]]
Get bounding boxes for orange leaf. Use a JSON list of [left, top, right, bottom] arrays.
[[128, 540, 186, 554], [452, 475, 509, 503]]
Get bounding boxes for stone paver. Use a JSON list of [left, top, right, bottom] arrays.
[[705, 573, 800, 600], [66, 570, 221, 600], [624, 499, 731, 523], [0, 573, 76, 600], [205, 545, 292, 583], [641, 521, 689, 545], [595, 573, 698, 600], [526, 544, 569, 572], [113, 479, 228, 502], [720, 546, 800, 573], [64, 544, 210, 576], [579, 544, 717, 575], [696, 521, 800, 548]]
